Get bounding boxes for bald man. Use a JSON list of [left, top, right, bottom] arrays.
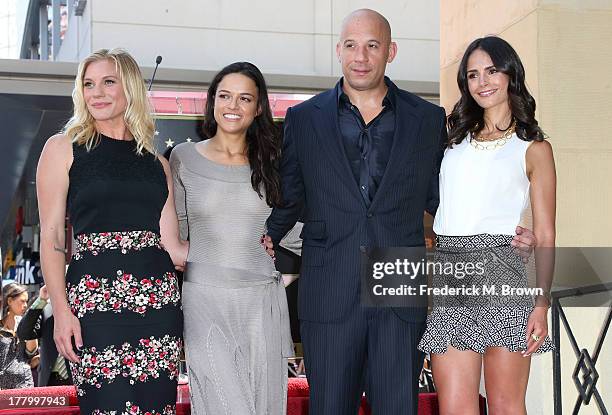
[[266, 9, 444, 414]]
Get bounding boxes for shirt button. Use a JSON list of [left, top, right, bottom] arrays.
[[367, 213, 373, 218]]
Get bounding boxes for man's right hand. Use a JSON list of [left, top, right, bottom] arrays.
[[54, 308, 82, 363], [261, 234, 275, 259]]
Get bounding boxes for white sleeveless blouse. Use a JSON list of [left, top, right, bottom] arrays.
[[433, 133, 533, 236]]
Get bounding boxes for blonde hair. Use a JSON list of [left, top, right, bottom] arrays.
[[63, 48, 156, 155]]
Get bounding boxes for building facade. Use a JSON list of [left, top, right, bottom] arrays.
[[441, 1, 612, 413]]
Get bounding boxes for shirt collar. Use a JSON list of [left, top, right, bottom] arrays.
[[336, 76, 396, 110]]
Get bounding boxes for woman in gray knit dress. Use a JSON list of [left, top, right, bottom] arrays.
[[170, 62, 300, 415]]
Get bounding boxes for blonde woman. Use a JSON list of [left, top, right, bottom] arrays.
[[37, 48, 186, 415]]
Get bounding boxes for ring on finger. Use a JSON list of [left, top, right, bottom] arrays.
[[531, 334, 541, 342]]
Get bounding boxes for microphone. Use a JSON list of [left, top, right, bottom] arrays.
[[148, 55, 162, 91]]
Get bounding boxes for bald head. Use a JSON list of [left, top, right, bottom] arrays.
[[340, 9, 392, 45], [336, 9, 396, 93]]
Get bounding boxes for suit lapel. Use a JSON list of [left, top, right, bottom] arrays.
[[370, 96, 423, 210], [311, 90, 364, 203]]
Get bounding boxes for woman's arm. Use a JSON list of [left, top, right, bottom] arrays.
[[523, 139, 556, 356], [528, 140, 556, 301], [158, 155, 188, 269], [168, 151, 188, 241], [37, 134, 82, 363], [16, 307, 44, 341]]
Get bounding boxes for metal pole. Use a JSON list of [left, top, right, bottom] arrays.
[[39, 1, 49, 60], [29, 44, 39, 60], [51, 0, 61, 59], [553, 298, 562, 414]]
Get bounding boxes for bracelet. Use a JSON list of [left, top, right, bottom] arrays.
[[535, 292, 552, 308], [31, 297, 48, 310]]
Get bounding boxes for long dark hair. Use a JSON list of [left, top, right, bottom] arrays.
[[448, 36, 546, 146], [202, 62, 282, 207], [1, 283, 27, 324]]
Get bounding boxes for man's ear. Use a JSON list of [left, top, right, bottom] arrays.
[[387, 41, 398, 63]]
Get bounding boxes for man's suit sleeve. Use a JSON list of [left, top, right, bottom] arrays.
[[426, 107, 447, 217], [266, 106, 305, 246], [16, 307, 43, 341]]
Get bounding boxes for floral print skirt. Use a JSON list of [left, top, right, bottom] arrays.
[[66, 230, 183, 415]]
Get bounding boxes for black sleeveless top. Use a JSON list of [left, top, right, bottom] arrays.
[[67, 135, 168, 236]]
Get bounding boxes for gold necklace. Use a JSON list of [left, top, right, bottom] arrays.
[[470, 121, 516, 150]]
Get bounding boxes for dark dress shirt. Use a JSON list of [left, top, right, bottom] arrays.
[[336, 77, 396, 205]]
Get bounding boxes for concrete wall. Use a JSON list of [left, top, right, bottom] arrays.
[[537, 2, 612, 247], [54, 0, 439, 84], [538, 4, 612, 408], [440, 0, 539, 111], [0, 0, 19, 59], [441, 1, 612, 413]]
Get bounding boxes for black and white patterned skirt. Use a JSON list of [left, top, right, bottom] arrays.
[[418, 234, 554, 355]]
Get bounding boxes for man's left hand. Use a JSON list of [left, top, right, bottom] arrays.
[[512, 226, 537, 261]]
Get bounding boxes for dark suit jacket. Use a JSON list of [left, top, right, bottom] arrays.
[[267, 81, 446, 323], [16, 303, 72, 386]]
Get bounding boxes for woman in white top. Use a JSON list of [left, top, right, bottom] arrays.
[[418, 36, 556, 414]]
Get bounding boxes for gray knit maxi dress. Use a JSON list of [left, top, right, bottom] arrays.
[[170, 142, 301, 415]]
